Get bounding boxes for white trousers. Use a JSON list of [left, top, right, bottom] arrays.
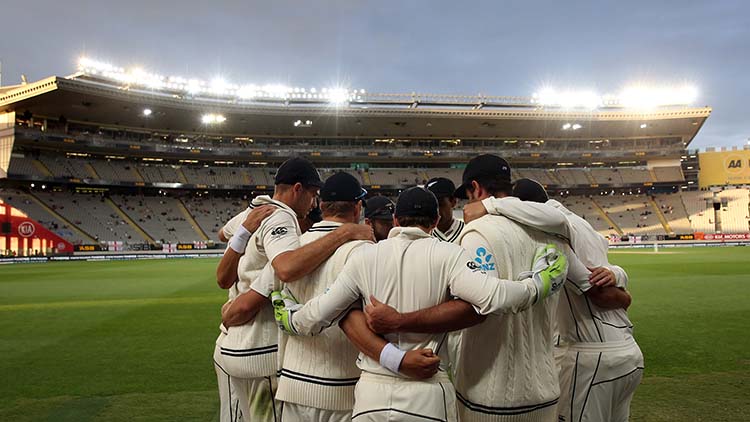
[[351, 372, 458, 421], [214, 344, 281, 422], [281, 402, 351, 422], [556, 339, 644, 422]]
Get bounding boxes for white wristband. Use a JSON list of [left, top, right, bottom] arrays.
[[379, 343, 406, 374], [229, 224, 252, 254]]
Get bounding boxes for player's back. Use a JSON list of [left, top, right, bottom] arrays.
[[277, 220, 366, 410], [550, 200, 635, 344], [353, 226, 465, 377], [454, 214, 563, 415]]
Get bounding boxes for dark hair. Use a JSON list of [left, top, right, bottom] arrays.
[[397, 215, 438, 228], [320, 201, 358, 218], [471, 176, 513, 197]]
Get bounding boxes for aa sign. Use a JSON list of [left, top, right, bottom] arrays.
[[698, 150, 750, 188]]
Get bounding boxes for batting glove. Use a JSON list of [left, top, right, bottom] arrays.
[[519, 244, 568, 303], [271, 289, 302, 335]]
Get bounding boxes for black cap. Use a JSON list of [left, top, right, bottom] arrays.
[[512, 178, 548, 203], [274, 157, 324, 188], [395, 187, 439, 219], [320, 172, 367, 201], [425, 177, 456, 199], [454, 154, 512, 199], [364, 196, 395, 220]]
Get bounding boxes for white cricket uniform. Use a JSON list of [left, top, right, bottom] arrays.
[[286, 226, 546, 421], [431, 217, 465, 380], [215, 196, 302, 422], [215, 206, 251, 422], [453, 206, 592, 422], [275, 220, 369, 421], [481, 197, 643, 422], [432, 218, 465, 243]]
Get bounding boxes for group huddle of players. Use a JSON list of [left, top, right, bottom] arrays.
[[212, 154, 643, 422]]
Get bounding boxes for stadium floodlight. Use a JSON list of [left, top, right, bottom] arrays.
[[327, 87, 351, 105], [201, 113, 226, 124], [562, 123, 572, 130], [640, 123, 648, 129], [572, 123, 582, 130], [142, 108, 152, 116]]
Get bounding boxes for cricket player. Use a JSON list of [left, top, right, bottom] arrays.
[[364, 155, 603, 422], [273, 186, 573, 421], [275, 172, 371, 421], [363, 195, 395, 242], [471, 178, 642, 422], [426, 177, 464, 243], [213, 157, 373, 422]]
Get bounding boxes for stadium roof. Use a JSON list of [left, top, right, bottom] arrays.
[[0, 75, 711, 145]]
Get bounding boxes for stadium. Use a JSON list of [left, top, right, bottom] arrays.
[[1, 57, 748, 422]]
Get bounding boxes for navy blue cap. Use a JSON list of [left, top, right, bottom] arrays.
[[274, 157, 324, 188], [320, 172, 367, 201], [364, 196, 395, 220], [454, 154, 512, 199], [426, 177, 457, 199], [396, 187, 439, 219], [512, 178, 548, 203]]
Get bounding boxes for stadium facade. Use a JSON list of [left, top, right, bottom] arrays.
[[1, 58, 748, 256]]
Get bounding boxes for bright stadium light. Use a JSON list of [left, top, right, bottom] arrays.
[[327, 87, 350, 105], [640, 123, 648, 129], [572, 123, 582, 130], [142, 108, 152, 116], [201, 113, 226, 124], [562, 123, 572, 130]]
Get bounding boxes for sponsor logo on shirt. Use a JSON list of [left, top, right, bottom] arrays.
[[466, 261, 483, 272], [270, 227, 289, 237], [474, 247, 496, 271]]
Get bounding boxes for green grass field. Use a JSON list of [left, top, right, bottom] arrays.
[[1, 247, 748, 421]]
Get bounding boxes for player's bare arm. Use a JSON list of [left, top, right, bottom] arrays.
[[339, 310, 440, 380], [365, 296, 486, 334], [216, 205, 274, 289], [586, 285, 632, 310], [271, 223, 373, 282], [221, 289, 269, 327]]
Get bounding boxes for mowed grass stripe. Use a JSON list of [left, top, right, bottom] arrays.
[[0, 295, 220, 311]]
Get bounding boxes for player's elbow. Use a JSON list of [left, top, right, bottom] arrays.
[[218, 229, 228, 243], [216, 271, 235, 289]]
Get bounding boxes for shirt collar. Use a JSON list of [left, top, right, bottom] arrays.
[[387, 226, 433, 240], [251, 195, 297, 216]]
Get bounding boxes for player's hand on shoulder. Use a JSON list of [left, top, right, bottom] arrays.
[[463, 200, 488, 223], [242, 205, 274, 232], [365, 295, 402, 334], [520, 244, 568, 303], [400, 348, 440, 380], [587, 266, 616, 287], [340, 223, 375, 242]]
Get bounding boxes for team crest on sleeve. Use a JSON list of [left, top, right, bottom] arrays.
[[474, 247, 496, 271], [270, 227, 289, 237]]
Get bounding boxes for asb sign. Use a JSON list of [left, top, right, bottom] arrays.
[[698, 150, 750, 188]]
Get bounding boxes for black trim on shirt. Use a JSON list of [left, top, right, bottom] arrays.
[[456, 391, 559, 415]]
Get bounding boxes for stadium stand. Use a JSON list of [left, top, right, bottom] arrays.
[[717, 189, 750, 233], [652, 193, 693, 234], [0, 188, 88, 243], [182, 195, 248, 241], [681, 191, 714, 233], [594, 194, 664, 236], [653, 166, 685, 182], [109, 194, 206, 244], [558, 196, 615, 234], [33, 191, 146, 244]]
